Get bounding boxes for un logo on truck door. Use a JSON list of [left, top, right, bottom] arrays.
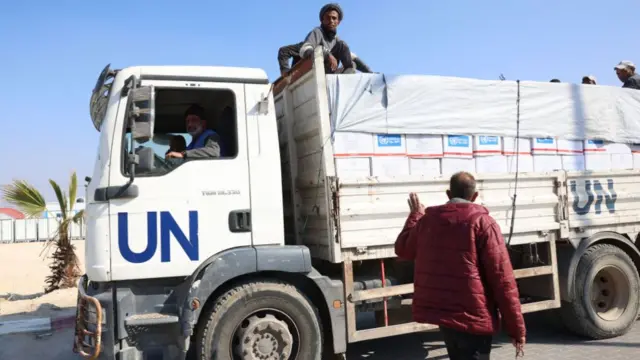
[[569, 179, 617, 215], [118, 211, 199, 263]]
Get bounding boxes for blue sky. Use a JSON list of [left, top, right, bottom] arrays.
[[1, 1, 638, 202]]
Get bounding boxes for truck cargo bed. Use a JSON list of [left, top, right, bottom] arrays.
[[274, 48, 640, 263]]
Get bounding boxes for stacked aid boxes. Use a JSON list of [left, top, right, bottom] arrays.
[[332, 132, 640, 178]]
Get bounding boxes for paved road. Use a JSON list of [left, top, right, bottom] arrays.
[[347, 313, 640, 359], [0, 314, 638, 359]]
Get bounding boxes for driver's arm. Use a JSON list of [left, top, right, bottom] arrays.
[[184, 134, 221, 159]]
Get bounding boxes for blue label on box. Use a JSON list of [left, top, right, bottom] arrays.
[[447, 135, 470, 147], [376, 134, 402, 147], [588, 139, 604, 145], [535, 137, 554, 144], [478, 136, 499, 146]]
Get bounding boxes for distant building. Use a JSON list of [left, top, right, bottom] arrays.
[[0, 208, 25, 220], [43, 197, 85, 219]]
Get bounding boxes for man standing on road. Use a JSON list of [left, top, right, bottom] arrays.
[[395, 171, 526, 359], [299, 3, 356, 74]]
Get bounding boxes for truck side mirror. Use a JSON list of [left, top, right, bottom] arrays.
[[134, 146, 155, 173], [129, 86, 156, 143]]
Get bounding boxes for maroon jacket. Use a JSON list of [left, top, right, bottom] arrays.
[[395, 200, 526, 340]]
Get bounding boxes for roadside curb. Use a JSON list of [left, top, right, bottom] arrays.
[[0, 314, 75, 336]]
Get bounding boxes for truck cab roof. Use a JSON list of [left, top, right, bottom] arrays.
[[118, 65, 270, 85]]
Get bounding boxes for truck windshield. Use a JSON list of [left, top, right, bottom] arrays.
[[89, 65, 115, 131]]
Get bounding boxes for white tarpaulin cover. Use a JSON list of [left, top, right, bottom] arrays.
[[326, 74, 640, 143]]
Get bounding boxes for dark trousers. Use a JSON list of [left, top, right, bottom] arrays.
[[291, 41, 355, 74], [325, 40, 354, 74], [440, 326, 493, 360]]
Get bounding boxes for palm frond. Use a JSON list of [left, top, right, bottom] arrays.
[[1, 180, 46, 218], [72, 210, 85, 224], [68, 172, 78, 213], [49, 179, 68, 220]]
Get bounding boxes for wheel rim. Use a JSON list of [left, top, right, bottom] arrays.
[[588, 265, 631, 321], [231, 309, 300, 360]]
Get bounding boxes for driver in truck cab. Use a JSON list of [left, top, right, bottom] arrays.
[[299, 3, 356, 74], [165, 104, 223, 160]]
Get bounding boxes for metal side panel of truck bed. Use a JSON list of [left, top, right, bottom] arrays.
[[564, 170, 640, 241], [336, 172, 563, 252], [275, 48, 341, 263]]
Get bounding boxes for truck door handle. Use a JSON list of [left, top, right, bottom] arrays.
[[229, 210, 251, 233]]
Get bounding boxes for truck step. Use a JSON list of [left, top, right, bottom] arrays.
[[124, 313, 179, 327]]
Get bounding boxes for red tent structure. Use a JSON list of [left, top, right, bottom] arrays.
[[0, 207, 25, 219]]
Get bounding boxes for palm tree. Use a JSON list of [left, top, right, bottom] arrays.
[[1, 172, 84, 293]]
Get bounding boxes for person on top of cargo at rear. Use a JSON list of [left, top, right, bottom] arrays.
[[278, 42, 372, 76], [166, 104, 222, 160], [582, 75, 597, 85], [614, 60, 640, 90], [299, 3, 356, 75], [395, 171, 526, 360]]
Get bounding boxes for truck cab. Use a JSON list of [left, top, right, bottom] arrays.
[[85, 64, 286, 281], [77, 63, 345, 360]]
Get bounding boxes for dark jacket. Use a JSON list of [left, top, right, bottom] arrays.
[[623, 74, 640, 90], [278, 42, 372, 74], [395, 201, 526, 340]]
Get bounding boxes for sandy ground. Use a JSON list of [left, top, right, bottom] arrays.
[[0, 240, 85, 295], [0, 241, 84, 320]]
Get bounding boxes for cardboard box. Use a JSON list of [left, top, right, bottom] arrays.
[[557, 140, 584, 156], [371, 157, 410, 177], [441, 158, 476, 176], [633, 154, 640, 169], [584, 154, 611, 171], [406, 135, 444, 157], [561, 155, 586, 171], [333, 132, 374, 156], [475, 155, 508, 174], [531, 137, 558, 154], [443, 135, 473, 158], [409, 158, 441, 176], [533, 155, 562, 172], [611, 154, 633, 170], [584, 140, 631, 154], [335, 158, 371, 177], [633, 144, 640, 169], [506, 155, 534, 173], [473, 136, 502, 156], [374, 134, 406, 155], [503, 137, 532, 155]]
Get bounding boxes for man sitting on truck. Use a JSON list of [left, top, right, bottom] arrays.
[[299, 3, 356, 74], [395, 171, 526, 359], [278, 41, 372, 76], [166, 104, 222, 159], [614, 60, 640, 90]]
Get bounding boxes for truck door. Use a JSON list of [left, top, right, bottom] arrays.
[[106, 80, 251, 281]]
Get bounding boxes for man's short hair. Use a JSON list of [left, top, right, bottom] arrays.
[[449, 171, 477, 200], [185, 104, 206, 120], [550, 79, 561, 83]]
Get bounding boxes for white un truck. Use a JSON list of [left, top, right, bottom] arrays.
[[75, 47, 640, 360]]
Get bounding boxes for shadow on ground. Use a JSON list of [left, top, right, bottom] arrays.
[[346, 312, 640, 359]]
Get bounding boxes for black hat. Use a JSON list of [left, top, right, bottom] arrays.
[[320, 3, 343, 21], [184, 104, 205, 119]]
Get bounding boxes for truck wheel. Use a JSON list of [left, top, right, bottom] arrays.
[[195, 280, 323, 360], [561, 244, 640, 339]]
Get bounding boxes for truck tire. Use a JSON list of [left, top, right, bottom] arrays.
[[195, 280, 323, 360], [561, 243, 640, 339]]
